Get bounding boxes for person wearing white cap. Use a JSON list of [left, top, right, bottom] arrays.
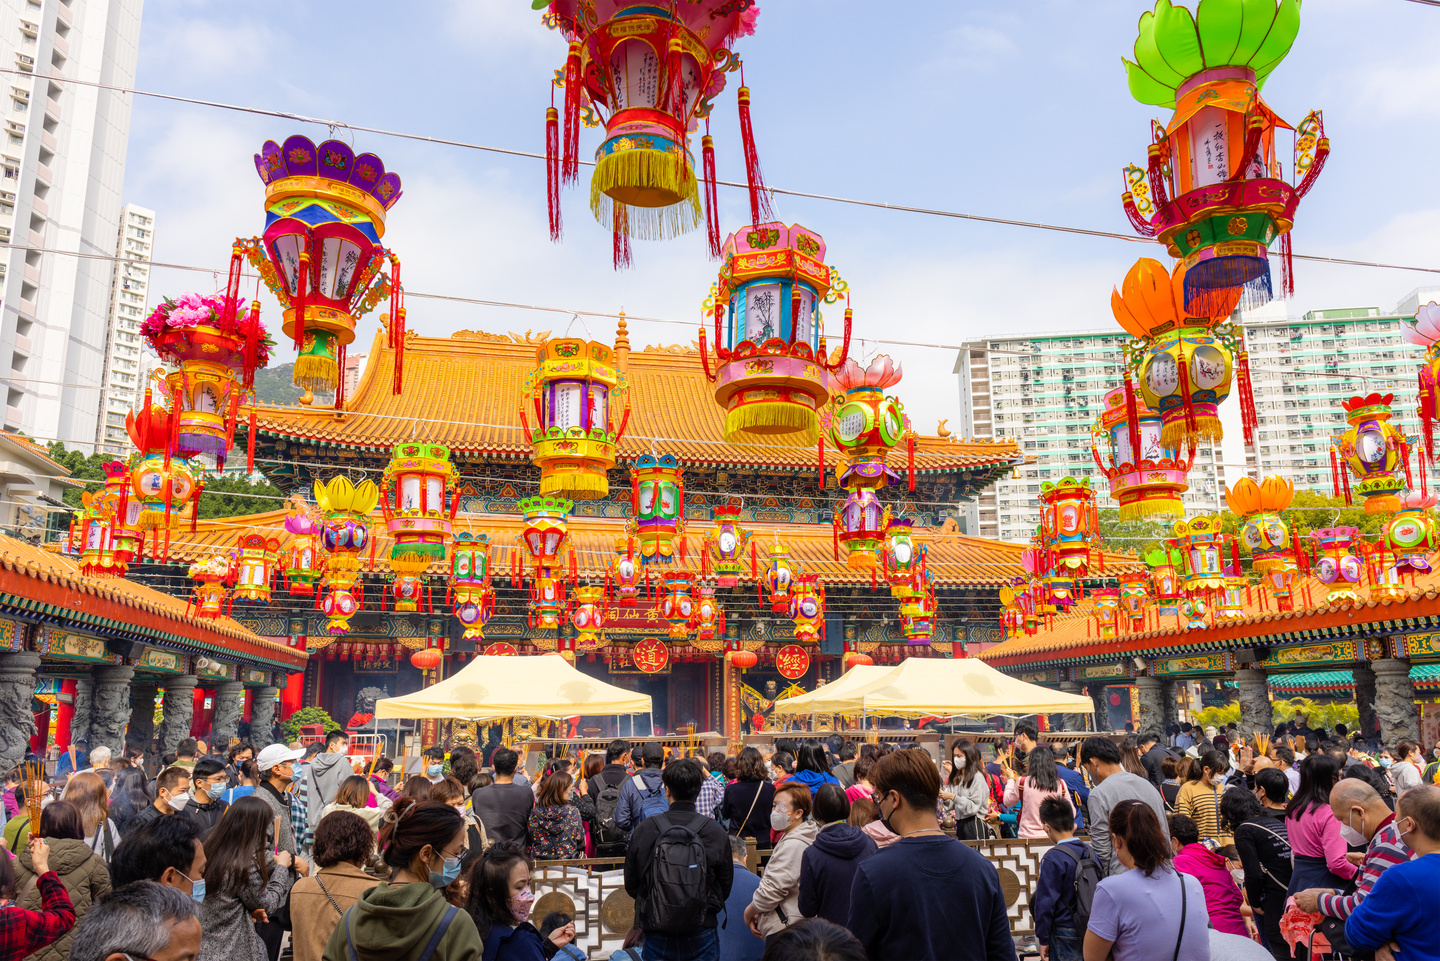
[[253, 744, 308, 869]]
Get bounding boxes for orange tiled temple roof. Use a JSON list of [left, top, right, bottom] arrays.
[[161, 510, 1141, 589], [248, 329, 1024, 475], [1, 534, 306, 668], [979, 561, 1440, 669]]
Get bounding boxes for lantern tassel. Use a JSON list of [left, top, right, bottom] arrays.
[[392, 304, 406, 396], [1403, 440, 1414, 491], [817, 433, 824, 490], [293, 250, 309, 353], [1123, 374, 1143, 468], [1279, 232, 1295, 300], [1175, 349, 1198, 436], [247, 408, 257, 472], [736, 84, 773, 226], [1331, 446, 1342, 498], [1420, 369, 1436, 460], [545, 106, 562, 242], [750, 542, 757, 579], [243, 300, 261, 389], [1422, 446, 1430, 498], [702, 128, 720, 259], [907, 434, 916, 492], [1238, 338, 1259, 449], [613, 205, 632, 271], [561, 41, 581, 186]]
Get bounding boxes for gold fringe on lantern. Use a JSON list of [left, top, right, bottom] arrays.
[[1160, 416, 1223, 451], [1117, 498, 1186, 522], [724, 403, 818, 446], [847, 552, 878, 571], [293, 354, 339, 394], [539, 470, 610, 500], [590, 148, 701, 240]]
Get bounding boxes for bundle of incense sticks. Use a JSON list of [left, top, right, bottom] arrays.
[[21, 761, 45, 838], [1252, 732, 1271, 758]]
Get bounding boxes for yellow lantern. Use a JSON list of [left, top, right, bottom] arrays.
[[381, 442, 457, 559], [524, 336, 630, 500], [389, 554, 430, 614], [1092, 588, 1120, 639], [188, 555, 232, 620], [231, 533, 282, 604], [570, 585, 609, 651], [760, 540, 798, 613], [703, 506, 752, 588], [315, 476, 380, 635], [789, 575, 826, 644], [283, 494, 326, 597], [1333, 393, 1408, 514], [1226, 475, 1299, 610]]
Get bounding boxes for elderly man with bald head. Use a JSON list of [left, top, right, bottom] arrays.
[[1293, 775, 1412, 918]]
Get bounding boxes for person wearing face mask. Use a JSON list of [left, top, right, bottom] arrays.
[[125, 767, 193, 837], [425, 746, 449, 784], [107, 814, 209, 902], [180, 758, 232, 841], [192, 796, 296, 961], [323, 798, 481, 961], [253, 745, 309, 871], [430, 777, 490, 873], [1292, 777, 1413, 926], [1344, 784, 1440, 961], [288, 812, 381, 961], [745, 783, 821, 941], [465, 843, 574, 961], [941, 739, 993, 840]]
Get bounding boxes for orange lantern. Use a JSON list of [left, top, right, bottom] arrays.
[[411, 648, 442, 671]]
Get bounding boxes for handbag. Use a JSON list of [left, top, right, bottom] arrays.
[[1172, 872, 1188, 961], [724, 781, 764, 836]]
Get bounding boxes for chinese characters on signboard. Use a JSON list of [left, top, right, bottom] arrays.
[[775, 644, 810, 680], [631, 638, 670, 674]]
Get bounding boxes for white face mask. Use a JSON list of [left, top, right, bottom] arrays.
[[954, 756, 966, 769], [770, 807, 794, 832], [167, 792, 190, 813], [1338, 809, 1367, 847]]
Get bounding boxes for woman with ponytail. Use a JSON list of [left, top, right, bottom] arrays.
[[465, 843, 576, 961], [321, 797, 482, 961]]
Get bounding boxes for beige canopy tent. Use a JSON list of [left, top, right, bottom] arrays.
[[374, 653, 654, 723], [769, 657, 1094, 720], [768, 665, 899, 716]]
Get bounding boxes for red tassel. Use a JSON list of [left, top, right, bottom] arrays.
[[1341, 463, 1353, 506], [832, 521, 840, 562], [334, 342, 347, 411], [907, 435, 916, 492], [1230, 538, 1240, 576], [750, 542, 757, 579], [293, 250, 309, 352], [1176, 351, 1198, 435], [1423, 446, 1430, 498], [247, 409, 257, 473], [736, 84, 772, 225], [561, 41, 581, 185], [1279, 232, 1295, 299], [1123, 374, 1143, 467], [1237, 338, 1258, 448], [545, 106, 562, 242], [393, 306, 406, 395], [817, 433, 824, 490], [367, 527, 377, 573], [1403, 441, 1414, 491], [702, 128, 720, 259], [1331, 446, 1342, 497], [1420, 369, 1435, 461], [613, 205, 632, 270]]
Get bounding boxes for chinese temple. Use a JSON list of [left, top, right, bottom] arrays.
[[149, 322, 1136, 739]]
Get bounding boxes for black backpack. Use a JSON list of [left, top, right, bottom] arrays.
[[591, 774, 626, 849], [1053, 842, 1102, 930], [640, 812, 713, 934]]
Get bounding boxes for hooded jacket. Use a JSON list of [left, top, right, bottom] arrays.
[[321, 881, 483, 961], [861, 819, 900, 849], [614, 768, 665, 837], [181, 793, 229, 839], [14, 837, 111, 961], [306, 752, 355, 833], [526, 803, 583, 860], [1173, 841, 1247, 936], [750, 818, 821, 938], [798, 822, 878, 925], [790, 768, 841, 792]]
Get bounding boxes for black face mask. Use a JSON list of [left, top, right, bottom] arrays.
[[878, 792, 898, 836]]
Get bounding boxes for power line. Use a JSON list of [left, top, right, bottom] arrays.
[[2, 69, 1439, 278]]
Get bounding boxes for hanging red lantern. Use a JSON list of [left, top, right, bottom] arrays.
[[727, 649, 758, 671], [411, 648, 442, 671], [844, 652, 874, 670]]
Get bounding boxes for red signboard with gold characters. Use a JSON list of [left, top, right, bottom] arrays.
[[632, 638, 670, 675], [775, 644, 811, 680], [483, 642, 518, 657]]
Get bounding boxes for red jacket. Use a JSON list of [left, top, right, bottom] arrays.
[[1173, 842, 1246, 937], [0, 872, 74, 961]]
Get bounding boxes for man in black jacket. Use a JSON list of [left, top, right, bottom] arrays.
[[624, 758, 734, 961], [578, 738, 631, 858], [1138, 731, 1171, 789]]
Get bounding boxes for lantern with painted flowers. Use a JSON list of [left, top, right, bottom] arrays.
[[629, 453, 684, 564], [898, 583, 936, 645], [704, 506, 751, 588], [760, 540, 798, 613], [283, 495, 325, 596], [1118, 572, 1151, 632], [1173, 515, 1229, 596], [1112, 258, 1248, 449], [381, 442, 457, 559], [1218, 577, 1248, 618], [246, 135, 403, 398], [450, 532, 495, 640], [658, 573, 695, 640], [882, 516, 928, 599], [570, 585, 609, 651], [315, 476, 380, 635], [1145, 546, 1185, 617], [699, 222, 852, 446], [608, 538, 643, 607], [1092, 588, 1120, 639], [1311, 527, 1362, 604], [1226, 474, 1299, 609], [124, 403, 199, 547], [1120, 0, 1327, 313], [1037, 477, 1099, 581], [524, 336, 630, 500], [187, 555, 232, 620], [231, 533, 282, 604], [690, 585, 723, 642], [69, 462, 139, 577], [1332, 393, 1408, 514], [389, 555, 430, 614], [828, 355, 907, 569], [788, 575, 826, 644], [1093, 383, 1194, 521]]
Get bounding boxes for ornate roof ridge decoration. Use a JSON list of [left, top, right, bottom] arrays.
[[452, 329, 552, 345]]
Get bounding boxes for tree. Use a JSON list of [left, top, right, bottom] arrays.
[[279, 706, 341, 742], [45, 442, 284, 519], [1098, 508, 1173, 558]]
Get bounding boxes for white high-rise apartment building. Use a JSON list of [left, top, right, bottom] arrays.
[[1241, 286, 1440, 493], [955, 329, 1224, 543], [0, 0, 142, 450], [95, 201, 150, 453]]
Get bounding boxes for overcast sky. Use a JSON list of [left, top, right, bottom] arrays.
[[122, 0, 1440, 438]]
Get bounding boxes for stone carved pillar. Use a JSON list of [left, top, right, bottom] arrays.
[[125, 682, 158, 756], [157, 676, 199, 756], [1372, 658, 1420, 745], [249, 687, 279, 748], [211, 682, 246, 748], [1088, 684, 1110, 731], [89, 665, 135, 756], [1135, 675, 1174, 735], [1352, 664, 1379, 743], [1060, 681, 1091, 732], [1235, 668, 1271, 740], [0, 653, 39, 772], [70, 677, 94, 749]]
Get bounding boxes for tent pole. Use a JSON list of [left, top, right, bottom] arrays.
[[648, 711, 654, 739]]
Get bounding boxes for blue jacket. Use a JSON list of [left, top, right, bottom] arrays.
[[799, 823, 878, 926], [1056, 766, 1089, 831], [615, 769, 665, 837], [720, 864, 764, 961], [1345, 853, 1440, 961], [789, 769, 841, 792], [481, 922, 547, 961], [1031, 838, 1090, 945]]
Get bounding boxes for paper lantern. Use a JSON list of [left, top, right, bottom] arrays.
[[699, 223, 851, 446], [451, 532, 495, 640], [411, 648, 442, 671], [629, 454, 684, 564], [1037, 477, 1099, 581], [247, 135, 404, 397], [1145, 547, 1185, 618], [1117, 571, 1151, 632], [1112, 258, 1248, 448], [1120, 0, 1327, 312], [1173, 515, 1229, 596], [231, 533, 282, 604], [690, 585, 723, 642], [315, 476, 379, 635], [844, 652, 873, 669], [1091, 588, 1120, 639], [389, 554, 430, 614], [727, 649, 758, 671], [381, 443, 457, 559], [828, 356, 907, 569], [524, 337, 630, 500], [1384, 491, 1438, 575], [529, 572, 568, 632], [1333, 393, 1408, 514], [788, 575, 826, 644], [1226, 475, 1299, 610], [1093, 384, 1194, 520], [882, 517, 929, 599], [283, 495, 325, 597], [760, 540, 798, 613], [658, 573, 695, 639], [570, 585, 609, 651], [608, 539, 642, 607], [69, 462, 139, 577], [543, 0, 764, 263], [124, 403, 199, 554], [1218, 576, 1248, 619], [518, 495, 572, 567], [998, 585, 1031, 639], [704, 506, 751, 588], [1311, 527, 1362, 604], [187, 555, 231, 620], [898, 583, 936, 646], [1402, 302, 1440, 454]]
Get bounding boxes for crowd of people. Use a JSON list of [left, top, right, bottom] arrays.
[[0, 720, 1434, 961]]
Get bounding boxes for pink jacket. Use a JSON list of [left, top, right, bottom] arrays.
[[1003, 777, 1074, 840], [861, 819, 899, 849], [1287, 803, 1359, 882], [1173, 842, 1247, 937]]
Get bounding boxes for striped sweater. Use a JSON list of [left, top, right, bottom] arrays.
[[1316, 818, 1412, 920]]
